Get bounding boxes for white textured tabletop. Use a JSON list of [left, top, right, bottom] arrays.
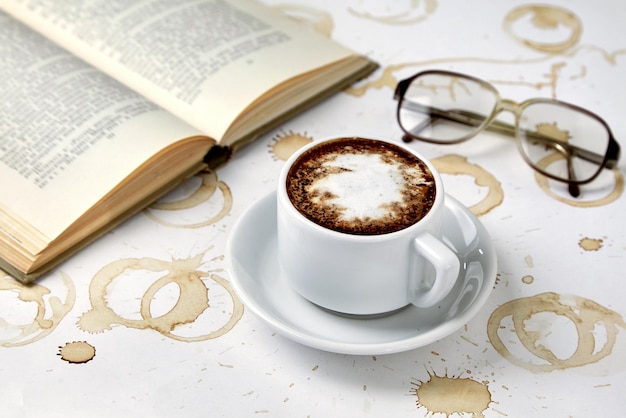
[[2, 1, 625, 417]]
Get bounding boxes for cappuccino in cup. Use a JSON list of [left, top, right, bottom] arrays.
[[286, 137, 436, 235], [277, 137, 459, 315]]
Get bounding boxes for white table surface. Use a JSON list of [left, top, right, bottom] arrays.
[[2, 1, 625, 417]]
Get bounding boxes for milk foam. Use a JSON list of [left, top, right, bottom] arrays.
[[286, 138, 436, 235], [309, 153, 406, 221]]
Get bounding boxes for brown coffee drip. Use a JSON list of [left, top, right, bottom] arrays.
[[286, 138, 436, 235]]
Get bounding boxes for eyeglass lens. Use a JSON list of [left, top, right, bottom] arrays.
[[397, 72, 613, 184], [398, 73, 498, 143], [518, 101, 610, 183]]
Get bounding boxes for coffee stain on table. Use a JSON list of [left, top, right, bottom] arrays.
[[487, 292, 626, 372], [524, 255, 534, 268], [432, 154, 504, 216], [346, 57, 575, 99], [78, 253, 243, 342], [269, 130, 314, 161], [347, 0, 438, 25], [579, 237, 603, 251], [143, 169, 232, 228], [534, 154, 624, 206], [411, 371, 492, 417], [346, 2, 624, 100], [58, 341, 96, 364], [0, 272, 75, 347], [503, 4, 582, 53]]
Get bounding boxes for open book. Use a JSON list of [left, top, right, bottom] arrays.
[[0, 0, 378, 283]]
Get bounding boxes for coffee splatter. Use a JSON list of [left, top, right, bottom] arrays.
[[524, 255, 534, 268], [0, 272, 75, 347], [411, 372, 492, 417], [269, 130, 313, 161], [347, 58, 570, 100], [347, 18, 623, 99], [487, 292, 626, 372], [78, 252, 243, 342], [144, 169, 232, 228], [471, 60, 567, 100], [579, 237, 603, 251], [503, 5, 582, 53], [536, 122, 570, 142], [58, 341, 96, 364], [432, 154, 504, 216]]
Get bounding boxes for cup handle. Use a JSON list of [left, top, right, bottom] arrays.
[[409, 232, 460, 308]]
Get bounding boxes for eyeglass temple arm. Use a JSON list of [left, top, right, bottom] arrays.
[[401, 101, 609, 167], [566, 154, 581, 197]]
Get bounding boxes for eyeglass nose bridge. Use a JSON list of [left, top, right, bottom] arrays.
[[494, 98, 523, 117], [480, 98, 525, 139]]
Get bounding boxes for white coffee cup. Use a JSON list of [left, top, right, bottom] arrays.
[[277, 137, 460, 315]]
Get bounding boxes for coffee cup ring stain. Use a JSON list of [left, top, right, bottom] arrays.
[[503, 5, 582, 53], [0, 272, 75, 347], [78, 253, 243, 342], [432, 154, 504, 216], [533, 153, 624, 206], [487, 292, 626, 372], [144, 169, 233, 228]]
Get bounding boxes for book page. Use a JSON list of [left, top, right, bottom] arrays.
[[1, 0, 358, 143], [0, 13, 204, 242]]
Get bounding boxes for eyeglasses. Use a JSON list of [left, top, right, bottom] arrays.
[[394, 70, 621, 197]]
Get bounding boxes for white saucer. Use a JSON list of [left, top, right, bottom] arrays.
[[226, 192, 497, 355]]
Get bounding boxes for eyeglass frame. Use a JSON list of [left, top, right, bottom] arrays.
[[394, 69, 621, 197]]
